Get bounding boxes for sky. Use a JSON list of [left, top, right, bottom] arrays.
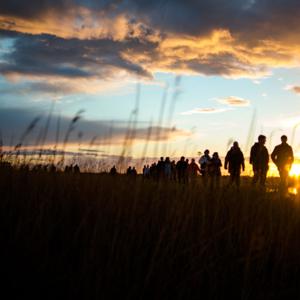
[[1, 0, 300, 164]]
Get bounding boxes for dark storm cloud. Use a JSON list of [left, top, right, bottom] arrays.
[[117, 0, 300, 43], [0, 0, 70, 19], [1, 0, 300, 80], [2, 0, 300, 42], [0, 31, 154, 78], [0, 107, 187, 146]]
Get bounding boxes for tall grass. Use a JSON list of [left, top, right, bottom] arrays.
[[291, 122, 300, 148], [60, 109, 85, 165], [244, 108, 257, 153], [1, 168, 300, 299], [118, 83, 141, 170], [39, 99, 55, 158]]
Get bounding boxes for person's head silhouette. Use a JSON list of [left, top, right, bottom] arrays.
[[258, 134, 266, 145], [213, 152, 219, 158], [233, 141, 239, 149], [281, 135, 288, 144]]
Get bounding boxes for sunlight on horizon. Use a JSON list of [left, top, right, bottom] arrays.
[[289, 163, 300, 177]]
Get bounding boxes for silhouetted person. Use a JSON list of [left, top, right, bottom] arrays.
[[187, 158, 200, 183], [150, 163, 158, 180], [225, 141, 245, 188], [131, 167, 137, 177], [142, 165, 150, 179], [110, 165, 117, 175], [250, 135, 269, 187], [146, 164, 150, 178], [209, 152, 222, 189], [199, 149, 211, 185], [171, 160, 177, 180], [184, 159, 189, 183], [157, 157, 165, 180], [271, 135, 294, 190], [176, 156, 186, 183], [49, 164, 56, 173], [64, 165, 71, 173], [164, 157, 172, 180], [73, 164, 80, 173], [126, 166, 132, 176]]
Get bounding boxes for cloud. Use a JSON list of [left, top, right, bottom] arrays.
[[0, 77, 130, 96], [0, 31, 154, 79], [292, 86, 300, 94], [1, 1, 300, 43], [217, 96, 250, 107], [181, 107, 229, 115], [0, 107, 189, 146], [1, 0, 300, 83], [286, 85, 300, 94]]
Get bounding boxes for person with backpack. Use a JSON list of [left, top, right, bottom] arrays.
[[199, 149, 211, 185], [250, 135, 269, 187], [225, 141, 245, 188]]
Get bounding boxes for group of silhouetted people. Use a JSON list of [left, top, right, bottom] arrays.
[[115, 134, 294, 191], [126, 166, 137, 177], [208, 135, 293, 190], [201, 135, 293, 190], [138, 154, 223, 187], [0, 161, 81, 174], [142, 157, 204, 183], [139, 148, 239, 187], [64, 164, 80, 173], [250, 134, 293, 189]]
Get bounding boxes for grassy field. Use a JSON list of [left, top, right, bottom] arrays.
[[1, 166, 300, 299]]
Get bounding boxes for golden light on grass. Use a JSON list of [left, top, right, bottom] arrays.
[[288, 187, 298, 196]]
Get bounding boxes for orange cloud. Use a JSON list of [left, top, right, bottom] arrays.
[[1, 4, 300, 81], [217, 96, 250, 107], [286, 85, 300, 94], [123, 29, 300, 79], [0, 7, 160, 42], [181, 107, 230, 115]]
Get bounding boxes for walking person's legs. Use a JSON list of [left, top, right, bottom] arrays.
[[252, 167, 259, 185], [228, 172, 234, 187], [235, 171, 241, 189], [216, 175, 221, 189], [259, 169, 267, 187], [279, 168, 289, 191]]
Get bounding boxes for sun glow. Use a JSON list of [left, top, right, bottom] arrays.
[[289, 164, 300, 177]]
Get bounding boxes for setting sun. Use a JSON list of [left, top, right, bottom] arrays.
[[289, 164, 300, 177]]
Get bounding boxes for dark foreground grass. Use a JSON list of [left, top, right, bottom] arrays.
[[1, 168, 300, 299]]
